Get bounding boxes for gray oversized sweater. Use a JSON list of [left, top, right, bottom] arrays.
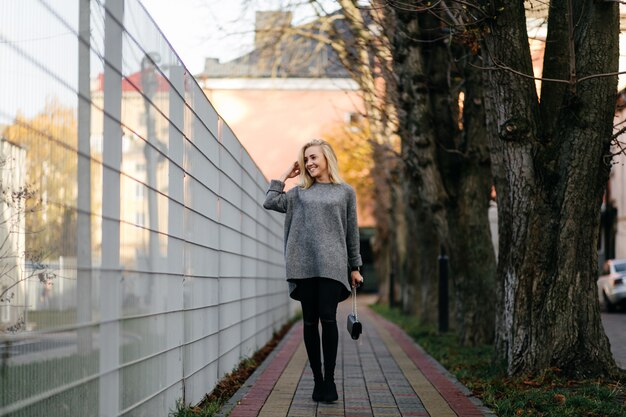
[[263, 179, 362, 300]]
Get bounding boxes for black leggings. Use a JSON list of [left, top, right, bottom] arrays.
[[296, 277, 343, 382]]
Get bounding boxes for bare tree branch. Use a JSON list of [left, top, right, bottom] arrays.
[[469, 58, 570, 85]]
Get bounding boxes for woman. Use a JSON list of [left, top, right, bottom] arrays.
[[263, 139, 364, 403]]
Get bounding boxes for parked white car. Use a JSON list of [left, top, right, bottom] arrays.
[[598, 259, 626, 312]]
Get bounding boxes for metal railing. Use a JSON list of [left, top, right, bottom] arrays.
[[0, 1, 290, 416]]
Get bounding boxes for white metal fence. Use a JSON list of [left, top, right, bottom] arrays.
[[0, 1, 290, 416]]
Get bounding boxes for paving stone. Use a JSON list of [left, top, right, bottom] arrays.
[[221, 297, 495, 417]]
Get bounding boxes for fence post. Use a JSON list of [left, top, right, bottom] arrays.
[[76, 0, 93, 356], [168, 64, 186, 401], [438, 247, 449, 333], [100, 1, 124, 415]]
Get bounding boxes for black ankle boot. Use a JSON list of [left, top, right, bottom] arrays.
[[323, 379, 338, 402], [312, 378, 324, 402]]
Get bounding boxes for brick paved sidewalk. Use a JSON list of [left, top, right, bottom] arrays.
[[217, 297, 496, 417]]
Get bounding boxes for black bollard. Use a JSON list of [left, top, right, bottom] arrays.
[[389, 265, 395, 308], [438, 247, 449, 333]]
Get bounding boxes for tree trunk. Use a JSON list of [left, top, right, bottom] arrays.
[[392, 9, 448, 322], [446, 58, 496, 345], [482, 0, 619, 376], [419, 13, 496, 344], [402, 179, 440, 324], [393, 7, 495, 343], [369, 142, 393, 304]]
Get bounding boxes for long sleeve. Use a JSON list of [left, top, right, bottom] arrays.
[[272, 182, 360, 302], [263, 180, 288, 213], [346, 187, 362, 268]]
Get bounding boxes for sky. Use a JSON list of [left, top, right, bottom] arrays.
[[140, 0, 254, 75]]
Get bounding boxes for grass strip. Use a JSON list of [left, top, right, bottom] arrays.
[[371, 304, 626, 417]]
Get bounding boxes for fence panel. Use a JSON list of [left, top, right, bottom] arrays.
[[0, 1, 289, 416]]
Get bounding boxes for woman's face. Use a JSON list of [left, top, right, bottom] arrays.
[[304, 145, 329, 181]]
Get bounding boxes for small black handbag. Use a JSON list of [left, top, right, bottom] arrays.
[[346, 286, 362, 340]]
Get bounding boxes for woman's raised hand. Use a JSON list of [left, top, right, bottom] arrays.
[[280, 161, 300, 182]]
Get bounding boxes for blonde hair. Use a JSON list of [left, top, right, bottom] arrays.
[[298, 139, 344, 189]]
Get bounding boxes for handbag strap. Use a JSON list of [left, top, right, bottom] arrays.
[[352, 286, 358, 320]]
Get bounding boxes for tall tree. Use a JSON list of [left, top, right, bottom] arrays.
[[3, 99, 79, 261], [390, 6, 496, 344], [469, 0, 620, 376]]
